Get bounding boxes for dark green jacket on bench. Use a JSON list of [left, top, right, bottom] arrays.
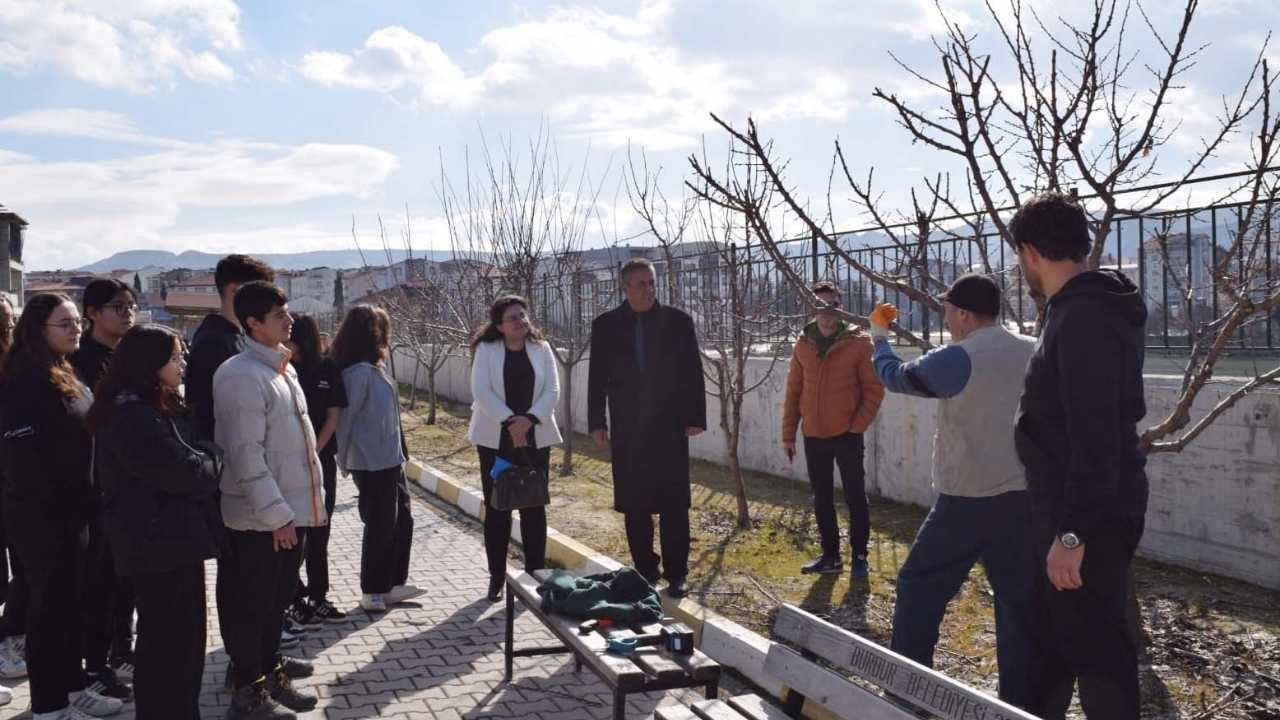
[[536, 568, 664, 625]]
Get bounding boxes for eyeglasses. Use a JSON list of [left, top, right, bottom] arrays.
[[105, 302, 138, 316], [45, 319, 86, 332], [170, 353, 186, 366]]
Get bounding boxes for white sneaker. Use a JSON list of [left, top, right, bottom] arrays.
[[0, 639, 25, 678], [8, 635, 24, 658], [0, 683, 10, 706], [60, 707, 99, 720], [386, 585, 425, 604], [279, 628, 299, 648], [68, 688, 124, 716], [360, 594, 386, 612]]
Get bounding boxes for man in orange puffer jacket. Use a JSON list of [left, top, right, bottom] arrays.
[[781, 281, 885, 578]]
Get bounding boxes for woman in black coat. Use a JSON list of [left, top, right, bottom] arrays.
[[88, 324, 222, 720], [0, 293, 120, 719]]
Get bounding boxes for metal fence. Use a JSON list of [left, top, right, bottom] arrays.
[[529, 170, 1280, 353]]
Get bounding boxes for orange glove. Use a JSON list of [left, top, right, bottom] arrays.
[[869, 303, 898, 338]]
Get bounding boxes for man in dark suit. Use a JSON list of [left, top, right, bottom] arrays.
[[588, 258, 706, 598]]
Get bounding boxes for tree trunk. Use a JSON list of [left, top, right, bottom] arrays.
[[426, 366, 438, 425], [559, 363, 575, 476], [408, 359, 421, 410]]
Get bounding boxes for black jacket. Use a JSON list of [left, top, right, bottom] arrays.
[[185, 313, 243, 441], [95, 397, 223, 576], [71, 334, 114, 391], [1015, 269, 1149, 540], [0, 365, 94, 564], [587, 301, 706, 512]]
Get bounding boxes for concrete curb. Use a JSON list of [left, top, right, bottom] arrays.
[[404, 457, 836, 717]]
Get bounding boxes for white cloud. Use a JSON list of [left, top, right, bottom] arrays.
[[0, 109, 398, 268], [0, 0, 241, 91]]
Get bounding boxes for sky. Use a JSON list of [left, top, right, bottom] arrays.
[[1, 0, 1277, 270]]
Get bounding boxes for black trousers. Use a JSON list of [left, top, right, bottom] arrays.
[[624, 510, 690, 583], [81, 517, 120, 672], [297, 452, 338, 604], [352, 467, 414, 595], [802, 432, 870, 559], [22, 534, 84, 714], [477, 445, 549, 580], [134, 563, 205, 720], [1028, 520, 1143, 719], [216, 529, 303, 688], [0, 500, 27, 640]]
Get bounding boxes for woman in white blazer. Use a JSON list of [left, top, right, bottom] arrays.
[[467, 295, 562, 602]]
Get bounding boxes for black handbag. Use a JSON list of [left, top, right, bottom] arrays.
[[491, 446, 550, 512]]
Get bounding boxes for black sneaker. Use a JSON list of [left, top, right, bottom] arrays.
[[227, 680, 296, 720], [278, 656, 314, 680], [851, 556, 871, 580], [286, 601, 322, 631], [86, 667, 133, 702], [310, 599, 347, 623], [267, 668, 317, 712], [801, 556, 843, 574]]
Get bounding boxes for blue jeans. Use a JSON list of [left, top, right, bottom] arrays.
[[889, 491, 1035, 708]]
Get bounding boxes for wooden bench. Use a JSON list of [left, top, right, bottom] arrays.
[[504, 569, 722, 719], [653, 603, 1038, 720]]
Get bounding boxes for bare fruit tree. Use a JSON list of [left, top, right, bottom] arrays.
[[694, 0, 1279, 455]]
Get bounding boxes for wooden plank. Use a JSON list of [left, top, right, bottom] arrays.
[[666, 647, 722, 683], [634, 648, 689, 681], [763, 645, 917, 720], [690, 699, 749, 720], [772, 604, 1038, 720], [654, 705, 700, 720], [505, 570, 647, 690], [725, 694, 791, 720]]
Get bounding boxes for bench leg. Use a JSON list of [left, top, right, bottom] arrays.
[[613, 689, 626, 720], [504, 583, 515, 682], [573, 654, 582, 673], [705, 681, 718, 700]]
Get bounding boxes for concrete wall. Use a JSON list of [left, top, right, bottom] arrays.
[[393, 347, 1280, 590]]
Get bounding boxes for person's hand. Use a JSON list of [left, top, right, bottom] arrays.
[[869, 303, 898, 339], [686, 427, 705, 437], [782, 440, 795, 463], [1046, 540, 1085, 591], [273, 522, 298, 552], [507, 416, 534, 447], [591, 429, 609, 448]]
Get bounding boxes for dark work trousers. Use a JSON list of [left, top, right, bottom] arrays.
[[0, 496, 27, 640], [1028, 520, 1144, 719], [352, 466, 414, 595], [81, 517, 119, 673], [111, 578, 135, 662], [21, 534, 85, 714], [624, 510, 690, 584], [297, 452, 339, 604], [133, 563, 205, 720], [802, 432, 870, 559], [889, 492, 1036, 708], [216, 529, 304, 688], [477, 441, 549, 580]]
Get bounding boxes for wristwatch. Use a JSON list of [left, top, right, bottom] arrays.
[[1059, 532, 1082, 550]]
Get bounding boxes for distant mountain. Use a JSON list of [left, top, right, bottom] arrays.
[[76, 248, 458, 273]]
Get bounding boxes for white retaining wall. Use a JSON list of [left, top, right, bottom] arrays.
[[394, 348, 1280, 590]]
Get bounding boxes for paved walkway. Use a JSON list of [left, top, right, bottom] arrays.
[[2, 477, 729, 719]]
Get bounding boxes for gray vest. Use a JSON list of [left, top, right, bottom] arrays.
[[932, 325, 1036, 497]]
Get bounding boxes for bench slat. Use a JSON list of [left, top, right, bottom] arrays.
[[764, 645, 918, 720], [654, 705, 700, 720], [725, 694, 791, 720], [634, 648, 689, 680], [772, 604, 1037, 720], [506, 570, 648, 690], [690, 699, 749, 720]]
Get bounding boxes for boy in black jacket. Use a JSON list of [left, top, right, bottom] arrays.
[[1010, 192, 1149, 719]]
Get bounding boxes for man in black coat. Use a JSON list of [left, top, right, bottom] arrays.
[[588, 258, 706, 599], [1011, 192, 1149, 719]]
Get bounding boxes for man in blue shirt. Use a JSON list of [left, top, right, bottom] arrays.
[[870, 274, 1037, 708]]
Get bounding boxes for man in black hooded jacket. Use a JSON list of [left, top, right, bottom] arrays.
[[1010, 192, 1149, 719]]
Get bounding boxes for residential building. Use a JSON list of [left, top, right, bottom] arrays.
[[0, 203, 26, 308]]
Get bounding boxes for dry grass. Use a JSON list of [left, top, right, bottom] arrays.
[[400, 392, 1280, 718]]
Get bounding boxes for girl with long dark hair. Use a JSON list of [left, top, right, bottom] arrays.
[[0, 294, 19, 701], [284, 314, 347, 625], [333, 306, 420, 613], [88, 324, 222, 720], [0, 293, 121, 719], [467, 295, 561, 602]]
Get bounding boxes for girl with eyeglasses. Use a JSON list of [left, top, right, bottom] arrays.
[[0, 293, 122, 719], [87, 324, 222, 720]]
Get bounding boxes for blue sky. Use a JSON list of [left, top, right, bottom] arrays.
[[1, 0, 1276, 270]]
